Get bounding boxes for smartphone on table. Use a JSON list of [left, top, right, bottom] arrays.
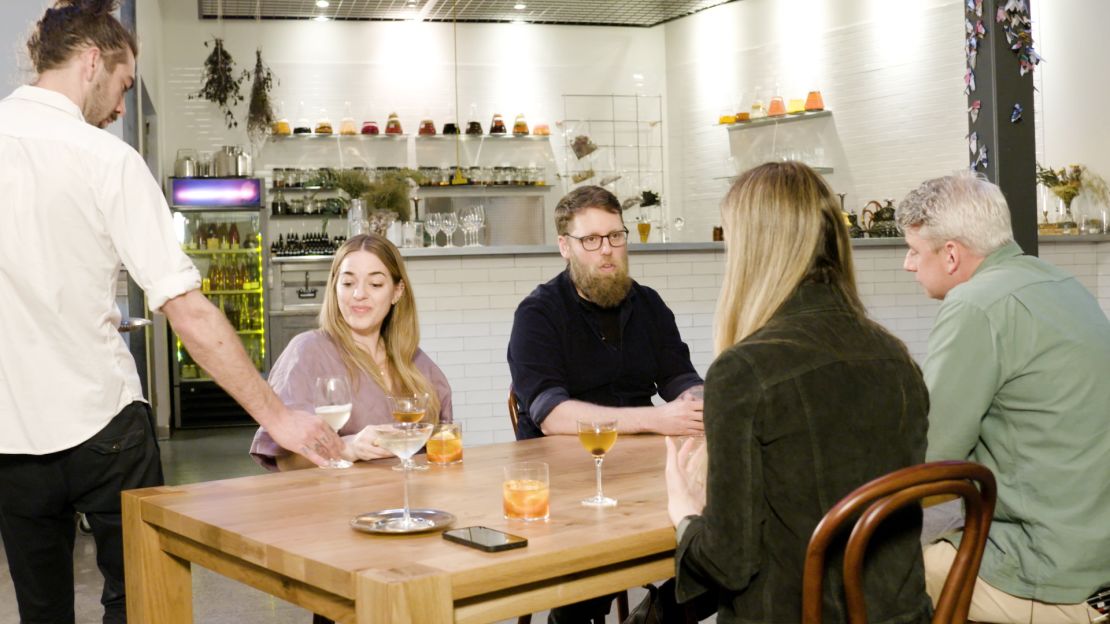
[[442, 526, 528, 552]]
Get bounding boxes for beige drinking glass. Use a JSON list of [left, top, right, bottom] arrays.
[[503, 461, 550, 522]]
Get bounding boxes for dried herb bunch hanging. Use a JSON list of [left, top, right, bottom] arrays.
[[191, 37, 245, 129], [245, 49, 276, 143]]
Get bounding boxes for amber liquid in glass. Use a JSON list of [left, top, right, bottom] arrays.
[[578, 429, 618, 456], [637, 221, 651, 243], [392, 410, 424, 424], [502, 479, 550, 521], [426, 431, 463, 463]]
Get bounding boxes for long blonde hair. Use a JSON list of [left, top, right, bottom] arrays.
[[714, 162, 865, 354], [318, 234, 441, 421]]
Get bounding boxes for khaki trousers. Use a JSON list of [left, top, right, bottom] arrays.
[[924, 541, 1103, 623]]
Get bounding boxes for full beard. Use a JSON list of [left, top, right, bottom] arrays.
[[568, 255, 632, 309]]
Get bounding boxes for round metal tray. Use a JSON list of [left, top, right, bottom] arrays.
[[350, 508, 456, 535]]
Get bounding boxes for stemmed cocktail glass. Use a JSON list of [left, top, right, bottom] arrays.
[[370, 422, 435, 530], [577, 418, 618, 507], [314, 377, 353, 469], [388, 393, 430, 471]]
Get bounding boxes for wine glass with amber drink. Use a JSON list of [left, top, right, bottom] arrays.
[[577, 418, 618, 507], [387, 393, 430, 471]]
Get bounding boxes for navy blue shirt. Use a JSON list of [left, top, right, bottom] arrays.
[[507, 269, 703, 440]]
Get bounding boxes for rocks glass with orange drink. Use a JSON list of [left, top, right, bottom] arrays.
[[426, 422, 463, 465], [503, 461, 550, 522]]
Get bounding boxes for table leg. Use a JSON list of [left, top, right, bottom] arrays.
[[122, 488, 193, 623], [356, 564, 453, 623]]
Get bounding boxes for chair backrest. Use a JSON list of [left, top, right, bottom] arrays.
[[801, 460, 996, 624], [507, 387, 520, 435]]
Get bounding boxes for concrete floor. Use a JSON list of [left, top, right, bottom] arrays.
[[0, 427, 659, 624]]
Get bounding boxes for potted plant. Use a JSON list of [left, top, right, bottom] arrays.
[[1036, 164, 1110, 234]]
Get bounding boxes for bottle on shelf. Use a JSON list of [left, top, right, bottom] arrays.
[[238, 294, 250, 330], [229, 223, 241, 249], [512, 113, 529, 136], [466, 103, 483, 135], [315, 108, 333, 135], [273, 100, 291, 136], [385, 112, 403, 135], [489, 113, 507, 135], [339, 101, 358, 136], [294, 101, 311, 135], [215, 222, 229, 250], [195, 219, 207, 250]]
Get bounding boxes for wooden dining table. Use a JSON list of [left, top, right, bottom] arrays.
[[122, 434, 680, 623]]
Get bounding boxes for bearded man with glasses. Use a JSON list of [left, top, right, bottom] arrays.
[[507, 184, 704, 623]]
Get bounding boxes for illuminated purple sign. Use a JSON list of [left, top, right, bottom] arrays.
[[171, 178, 261, 207]]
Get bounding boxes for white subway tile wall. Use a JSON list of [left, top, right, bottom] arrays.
[[407, 242, 1110, 446]]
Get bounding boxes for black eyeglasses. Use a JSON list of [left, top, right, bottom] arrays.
[[564, 228, 629, 251]]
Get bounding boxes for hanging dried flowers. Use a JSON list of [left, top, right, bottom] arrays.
[[245, 48, 276, 143], [191, 37, 245, 129]]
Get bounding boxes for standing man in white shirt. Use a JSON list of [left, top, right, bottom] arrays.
[[0, 2, 341, 622]]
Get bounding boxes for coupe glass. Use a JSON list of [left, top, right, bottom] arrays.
[[370, 422, 435, 530], [314, 377, 353, 469], [387, 393, 430, 471], [577, 418, 618, 506]]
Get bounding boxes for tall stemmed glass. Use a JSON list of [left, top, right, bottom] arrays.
[[387, 393, 430, 471], [441, 211, 459, 248], [577, 418, 618, 506], [370, 422, 435, 530], [472, 204, 485, 246], [459, 206, 476, 246], [425, 213, 443, 248], [314, 377, 353, 469]]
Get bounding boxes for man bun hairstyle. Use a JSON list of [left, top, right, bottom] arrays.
[[27, 0, 137, 74]]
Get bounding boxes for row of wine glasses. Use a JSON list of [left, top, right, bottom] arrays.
[[459, 205, 486, 246], [425, 206, 486, 247], [425, 212, 458, 248]]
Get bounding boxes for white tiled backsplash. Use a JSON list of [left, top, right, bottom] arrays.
[[396, 240, 1109, 446]]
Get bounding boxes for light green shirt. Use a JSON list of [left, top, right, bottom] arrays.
[[924, 242, 1110, 603]]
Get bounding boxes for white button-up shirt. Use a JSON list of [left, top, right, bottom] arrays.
[[0, 85, 200, 454]]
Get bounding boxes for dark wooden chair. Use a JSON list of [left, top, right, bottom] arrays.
[[802, 461, 997, 624], [506, 387, 631, 624]]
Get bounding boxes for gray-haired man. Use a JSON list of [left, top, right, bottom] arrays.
[[897, 171, 1109, 623]]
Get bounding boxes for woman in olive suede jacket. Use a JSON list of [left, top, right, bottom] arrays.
[[665, 162, 932, 624]]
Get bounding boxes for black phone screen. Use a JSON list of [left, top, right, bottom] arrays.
[[442, 526, 528, 552]]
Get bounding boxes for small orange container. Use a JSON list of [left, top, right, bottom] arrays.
[[805, 90, 825, 111]]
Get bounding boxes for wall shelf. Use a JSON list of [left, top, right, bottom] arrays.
[[725, 110, 832, 131]]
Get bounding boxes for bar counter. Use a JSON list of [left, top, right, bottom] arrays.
[[266, 236, 1110, 447]]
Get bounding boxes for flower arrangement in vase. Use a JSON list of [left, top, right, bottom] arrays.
[[1035, 164, 1110, 234]]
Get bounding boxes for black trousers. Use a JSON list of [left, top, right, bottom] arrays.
[[548, 593, 617, 624], [0, 402, 163, 624]]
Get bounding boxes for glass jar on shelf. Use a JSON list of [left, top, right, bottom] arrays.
[[489, 113, 507, 135], [339, 102, 357, 135]]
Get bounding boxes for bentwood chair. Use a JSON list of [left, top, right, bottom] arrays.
[[506, 388, 631, 624], [801, 461, 997, 624]]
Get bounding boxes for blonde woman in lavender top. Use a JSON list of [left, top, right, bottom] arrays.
[[251, 234, 452, 471]]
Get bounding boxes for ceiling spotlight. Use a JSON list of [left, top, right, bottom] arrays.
[[313, 14, 330, 21], [315, 0, 329, 7], [514, 3, 526, 9]]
